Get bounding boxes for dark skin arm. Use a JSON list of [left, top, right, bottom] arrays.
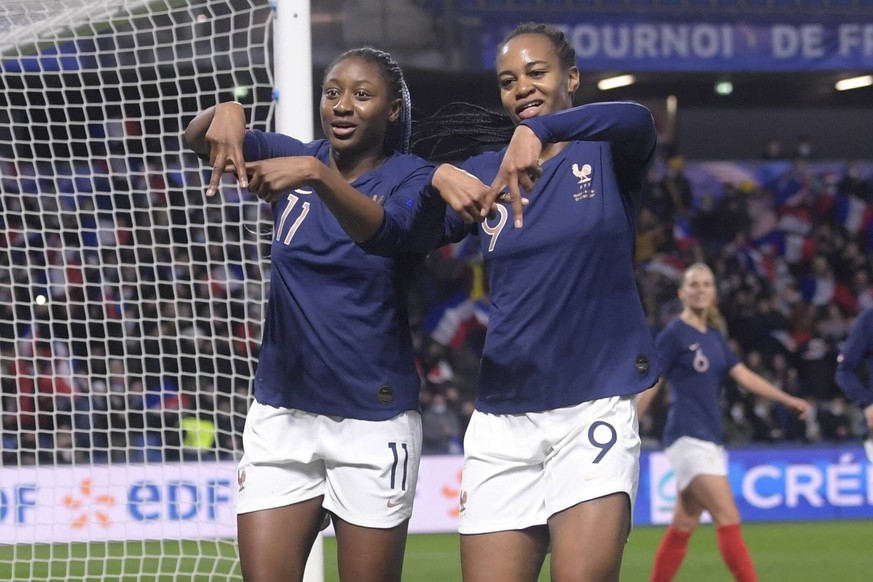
[[245, 156, 384, 242], [183, 101, 383, 242], [183, 102, 249, 195]]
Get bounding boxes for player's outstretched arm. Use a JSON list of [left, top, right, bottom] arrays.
[[244, 157, 385, 243], [521, 101, 657, 163], [729, 363, 811, 418]]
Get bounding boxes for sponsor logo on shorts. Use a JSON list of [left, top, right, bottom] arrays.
[[238, 469, 246, 494], [458, 490, 467, 515], [386, 498, 403, 508]]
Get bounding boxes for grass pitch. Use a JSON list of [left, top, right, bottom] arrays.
[[0, 520, 869, 580], [325, 520, 871, 581]]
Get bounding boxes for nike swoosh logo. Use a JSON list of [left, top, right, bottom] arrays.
[[386, 499, 403, 508], [294, 188, 314, 195]]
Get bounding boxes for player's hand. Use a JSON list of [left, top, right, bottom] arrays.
[[204, 102, 248, 197], [245, 157, 318, 203], [431, 164, 493, 224], [787, 396, 812, 420], [488, 124, 540, 228]]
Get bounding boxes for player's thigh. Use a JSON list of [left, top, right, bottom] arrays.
[[459, 409, 550, 534], [543, 395, 641, 520], [237, 496, 326, 582], [333, 516, 410, 582], [548, 492, 629, 582], [686, 474, 740, 526], [323, 410, 422, 528], [461, 527, 549, 582], [236, 401, 327, 515]]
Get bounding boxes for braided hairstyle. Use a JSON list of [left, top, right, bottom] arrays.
[[411, 102, 514, 162], [326, 47, 412, 154], [411, 22, 576, 162]]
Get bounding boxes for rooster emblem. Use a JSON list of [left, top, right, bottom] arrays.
[[572, 163, 592, 184]]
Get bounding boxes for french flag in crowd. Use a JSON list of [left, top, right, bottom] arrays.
[[424, 291, 489, 349], [752, 230, 814, 265], [775, 206, 813, 236], [770, 169, 808, 207], [833, 194, 872, 236], [737, 244, 776, 284], [672, 216, 696, 251], [642, 254, 686, 281]]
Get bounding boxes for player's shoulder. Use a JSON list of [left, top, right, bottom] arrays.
[[382, 151, 435, 175], [659, 318, 685, 338]]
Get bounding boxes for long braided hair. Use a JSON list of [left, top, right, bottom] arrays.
[[325, 47, 412, 154], [411, 22, 577, 162], [411, 102, 514, 162]]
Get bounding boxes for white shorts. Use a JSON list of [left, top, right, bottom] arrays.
[[236, 400, 422, 529], [664, 436, 728, 492], [458, 395, 640, 535]]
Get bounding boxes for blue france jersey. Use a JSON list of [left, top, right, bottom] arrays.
[[440, 102, 661, 414], [836, 305, 873, 408], [657, 319, 740, 446], [242, 131, 434, 420]]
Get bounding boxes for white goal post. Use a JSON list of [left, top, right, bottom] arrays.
[[0, 0, 319, 580]]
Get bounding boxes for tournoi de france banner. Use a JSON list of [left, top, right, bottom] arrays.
[[477, 14, 873, 71]]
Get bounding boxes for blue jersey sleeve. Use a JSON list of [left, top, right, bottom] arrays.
[[719, 331, 741, 371], [520, 101, 657, 165], [836, 307, 873, 408], [521, 102, 656, 205], [358, 163, 462, 255], [242, 130, 315, 160]]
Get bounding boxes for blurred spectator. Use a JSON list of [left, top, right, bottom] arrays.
[[714, 184, 751, 243], [762, 138, 785, 160], [793, 135, 814, 160], [749, 397, 782, 442], [660, 154, 694, 219], [636, 207, 667, 263], [723, 401, 754, 446], [796, 338, 840, 401], [421, 392, 462, 455], [837, 162, 872, 202], [817, 397, 853, 441], [690, 193, 722, 249]]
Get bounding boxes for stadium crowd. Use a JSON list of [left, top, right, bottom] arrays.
[[1, 135, 872, 465]]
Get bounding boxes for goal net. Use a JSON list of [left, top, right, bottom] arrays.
[[0, 0, 275, 579]]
